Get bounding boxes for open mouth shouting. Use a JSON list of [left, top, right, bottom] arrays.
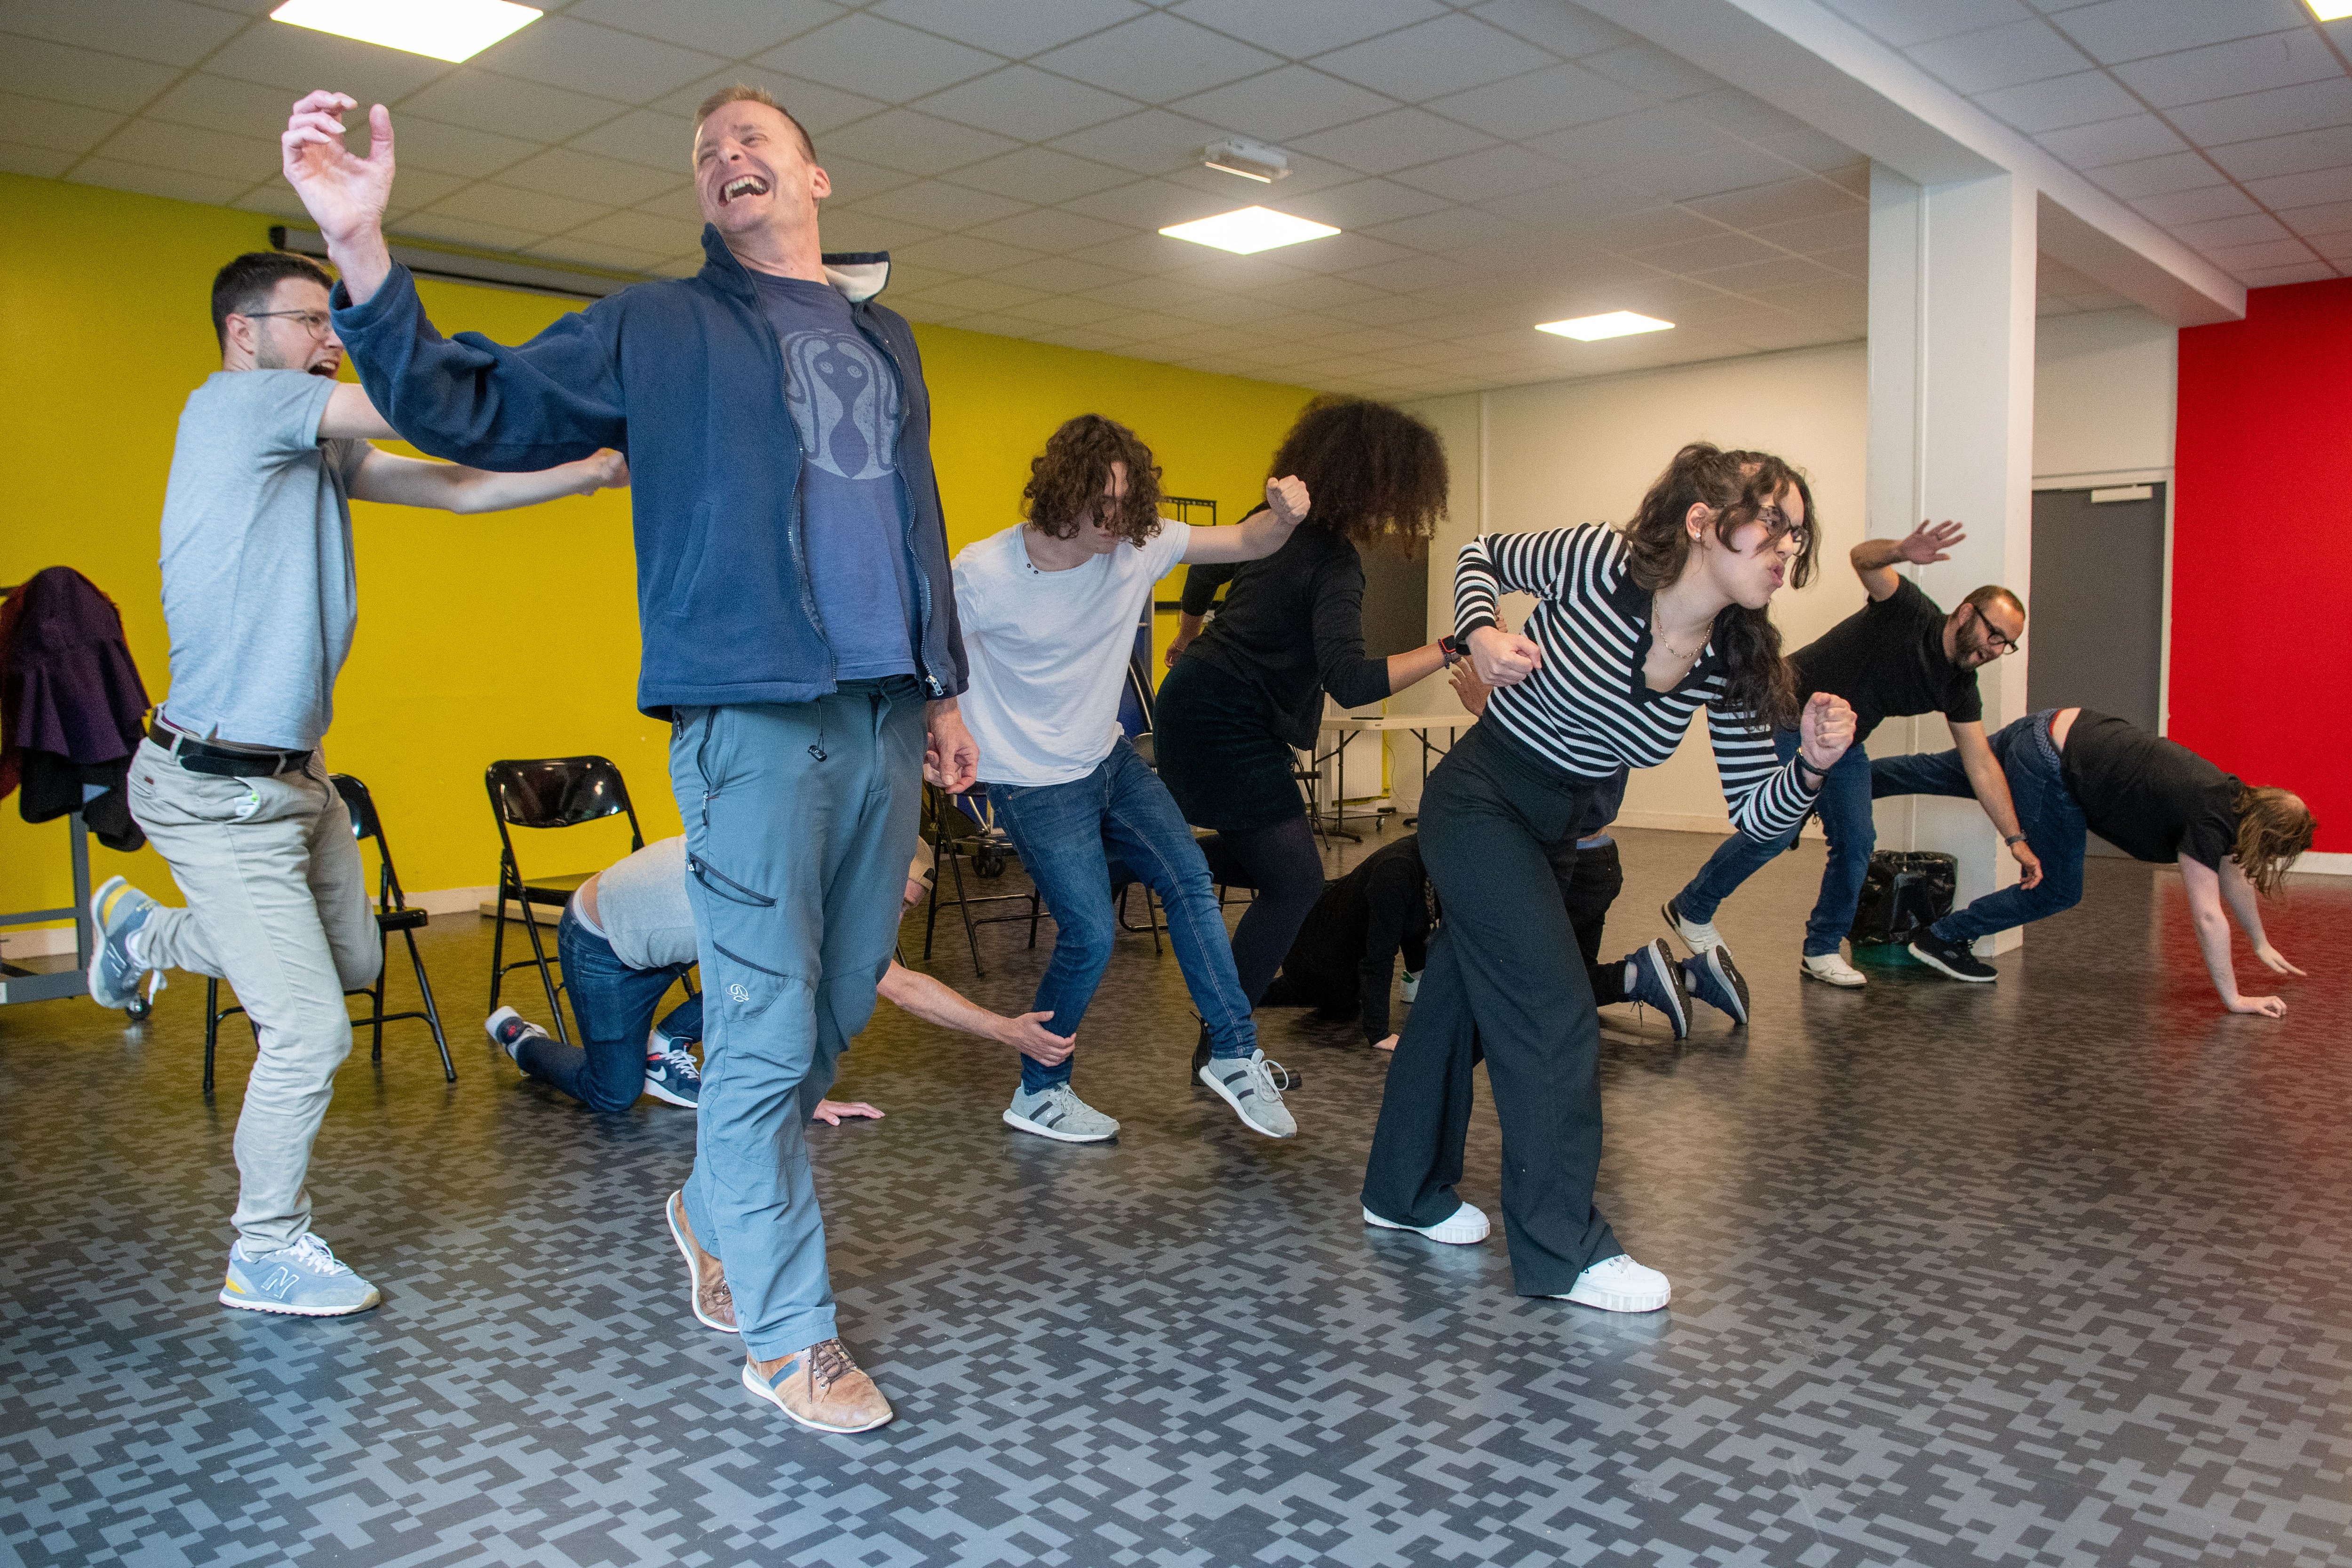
[[720, 174, 771, 204]]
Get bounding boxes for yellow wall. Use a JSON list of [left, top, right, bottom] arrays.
[[0, 171, 1313, 927]]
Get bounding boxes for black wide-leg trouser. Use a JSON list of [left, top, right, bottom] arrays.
[[1362, 719, 1621, 1296]]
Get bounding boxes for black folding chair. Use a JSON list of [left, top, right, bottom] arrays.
[[485, 756, 643, 1044], [922, 785, 1043, 978], [203, 772, 453, 1094]]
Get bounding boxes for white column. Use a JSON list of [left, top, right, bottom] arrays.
[[1867, 165, 2037, 952]]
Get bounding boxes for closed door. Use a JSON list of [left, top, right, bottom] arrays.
[[2027, 483, 2166, 857]]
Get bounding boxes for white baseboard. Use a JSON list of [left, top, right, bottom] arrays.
[[2293, 852, 2352, 878]]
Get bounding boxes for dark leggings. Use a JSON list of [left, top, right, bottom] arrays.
[[1214, 815, 1327, 1007]]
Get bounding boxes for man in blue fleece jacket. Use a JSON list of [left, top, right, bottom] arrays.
[[281, 83, 979, 1436]]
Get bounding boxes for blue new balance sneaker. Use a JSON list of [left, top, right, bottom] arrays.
[[87, 875, 162, 1010], [1622, 939, 1690, 1040], [219, 1233, 381, 1316], [1681, 944, 1751, 1026], [644, 1042, 702, 1108]]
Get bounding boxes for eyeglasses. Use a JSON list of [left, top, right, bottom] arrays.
[[1971, 604, 2021, 655], [239, 308, 334, 339]]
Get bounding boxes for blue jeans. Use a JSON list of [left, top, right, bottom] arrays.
[[1870, 711, 2086, 944], [988, 738, 1257, 1095], [671, 679, 925, 1360], [523, 908, 699, 1112], [1674, 729, 1874, 958]]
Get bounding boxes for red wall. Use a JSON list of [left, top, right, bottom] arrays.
[[2173, 278, 2352, 854]]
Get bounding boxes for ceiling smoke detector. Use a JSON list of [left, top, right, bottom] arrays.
[[1201, 138, 1290, 184]]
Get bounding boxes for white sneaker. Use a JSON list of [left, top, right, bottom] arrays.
[[1660, 898, 1723, 954], [1003, 1083, 1120, 1143], [1399, 969, 1421, 1003], [1552, 1253, 1671, 1313], [1362, 1201, 1488, 1245], [1801, 951, 1867, 987]]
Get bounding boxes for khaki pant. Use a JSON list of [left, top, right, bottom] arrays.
[[127, 738, 379, 1253]]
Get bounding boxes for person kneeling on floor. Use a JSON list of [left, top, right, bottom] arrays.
[[485, 837, 1071, 1112]]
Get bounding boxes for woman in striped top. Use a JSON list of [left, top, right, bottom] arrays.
[[1361, 443, 1857, 1312]]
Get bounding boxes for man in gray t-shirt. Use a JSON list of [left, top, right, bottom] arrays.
[[85, 251, 625, 1320]]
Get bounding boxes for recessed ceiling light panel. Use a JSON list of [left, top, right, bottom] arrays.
[[2308, 0, 2352, 21], [1159, 207, 1339, 255], [1536, 311, 1676, 342], [270, 0, 543, 63]]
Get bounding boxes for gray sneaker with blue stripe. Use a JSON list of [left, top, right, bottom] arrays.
[[87, 875, 163, 1010], [219, 1233, 381, 1316]]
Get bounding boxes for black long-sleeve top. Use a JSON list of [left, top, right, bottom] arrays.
[[1176, 513, 1392, 749]]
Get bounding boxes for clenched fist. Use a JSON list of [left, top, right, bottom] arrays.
[[1468, 625, 1542, 687], [1264, 473, 1310, 528], [1798, 691, 1855, 773]]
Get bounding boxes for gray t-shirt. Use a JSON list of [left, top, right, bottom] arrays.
[[590, 837, 698, 971], [157, 370, 368, 750]]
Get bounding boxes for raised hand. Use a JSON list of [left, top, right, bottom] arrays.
[[1798, 692, 1855, 772], [1468, 625, 1542, 687], [1004, 1011, 1074, 1067], [1898, 519, 1965, 565], [282, 91, 393, 244], [1264, 473, 1310, 527]]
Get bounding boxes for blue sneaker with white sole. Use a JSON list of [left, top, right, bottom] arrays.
[[1681, 944, 1751, 1026], [219, 1232, 381, 1316], [87, 875, 163, 1010], [644, 1043, 702, 1108], [1622, 939, 1690, 1040]]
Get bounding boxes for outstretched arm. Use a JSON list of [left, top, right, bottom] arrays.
[[1181, 477, 1309, 564], [1851, 520, 1964, 602], [2179, 855, 2285, 1016], [1951, 721, 2041, 888], [876, 962, 1074, 1065], [348, 447, 628, 512], [2217, 855, 2304, 981]]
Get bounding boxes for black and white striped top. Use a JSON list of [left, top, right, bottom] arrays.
[[1455, 523, 1815, 841]]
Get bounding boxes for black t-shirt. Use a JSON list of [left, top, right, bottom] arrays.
[[1790, 578, 1982, 745], [1176, 515, 1391, 749], [2060, 709, 2242, 868]]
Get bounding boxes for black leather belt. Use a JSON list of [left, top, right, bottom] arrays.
[[149, 720, 312, 778]]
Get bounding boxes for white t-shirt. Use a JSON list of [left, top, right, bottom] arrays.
[[954, 521, 1192, 787]]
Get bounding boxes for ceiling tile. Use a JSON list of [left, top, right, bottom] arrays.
[[424, 181, 613, 236], [1482, 173, 1659, 227], [2166, 78, 2352, 149], [915, 65, 1138, 141], [1317, 294, 1449, 328], [0, 36, 182, 112], [89, 117, 279, 183], [561, 207, 701, 255], [1169, 0, 1445, 59], [203, 22, 450, 102], [1167, 64, 1397, 144], [1684, 176, 1861, 229], [402, 72, 628, 143], [1057, 176, 1226, 230], [816, 208, 939, 253], [2167, 211, 2293, 249], [652, 70, 889, 136], [67, 156, 251, 206], [2205, 124, 2352, 183], [1746, 207, 1871, 254], [902, 276, 1049, 312], [1905, 18, 2095, 94], [2205, 236, 2323, 271], [2035, 113, 2190, 167], [2270, 197, 2352, 233], [525, 236, 667, 272], [2130, 183, 2261, 226], [2234, 259, 2340, 287], [826, 108, 1019, 175], [993, 256, 1137, 294], [1625, 231, 1783, 273], [1313, 15, 1549, 101], [1577, 43, 1725, 102], [1082, 275, 1216, 311], [1466, 0, 1637, 59], [565, 108, 695, 173], [946, 145, 1132, 204], [0, 0, 244, 67], [381, 115, 535, 180], [872, 0, 1147, 58], [1425, 61, 1649, 141], [1529, 106, 1724, 168], [755, 13, 1004, 103], [1815, 0, 2032, 49], [564, 0, 845, 60], [2246, 165, 2352, 210], [1386, 144, 1565, 201], [1635, 144, 1811, 202], [849, 178, 1030, 229], [1160, 293, 1296, 326], [1048, 107, 1227, 176], [961, 207, 1132, 253], [1694, 255, 1849, 295], [2084, 149, 2225, 199], [1260, 231, 1421, 275], [1024, 324, 1147, 353], [1761, 128, 1868, 176], [813, 154, 922, 202], [500, 145, 684, 208], [2110, 27, 2339, 110], [399, 212, 556, 249], [1973, 68, 2141, 133], [634, 184, 707, 222], [1335, 253, 1470, 293], [1277, 177, 1451, 229], [1033, 13, 1284, 103], [1291, 107, 1495, 175], [472, 16, 727, 108], [891, 232, 1047, 275], [2043, 0, 2308, 66], [996, 294, 1131, 327], [142, 72, 315, 139], [1678, 88, 1817, 140], [0, 90, 120, 153]]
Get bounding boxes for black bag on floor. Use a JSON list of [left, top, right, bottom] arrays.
[[1849, 851, 1958, 946]]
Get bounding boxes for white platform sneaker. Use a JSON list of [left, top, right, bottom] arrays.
[[1801, 951, 1868, 987], [1362, 1201, 1490, 1245], [1552, 1254, 1671, 1313]]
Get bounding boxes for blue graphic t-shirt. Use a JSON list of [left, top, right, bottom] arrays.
[[750, 271, 918, 680]]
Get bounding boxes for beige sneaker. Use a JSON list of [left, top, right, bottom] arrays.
[[665, 1190, 735, 1333], [743, 1339, 895, 1433]]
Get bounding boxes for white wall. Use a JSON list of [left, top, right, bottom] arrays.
[[2032, 306, 2177, 483], [1404, 342, 1870, 830]]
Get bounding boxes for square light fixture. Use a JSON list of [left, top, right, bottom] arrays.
[[2309, 0, 2352, 20], [271, 0, 542, 63], [1536, 310, 1675, 342], [1159, 207, 1340, 255]]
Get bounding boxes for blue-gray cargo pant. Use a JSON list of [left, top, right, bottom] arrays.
[[671, 677, 925, 1359]]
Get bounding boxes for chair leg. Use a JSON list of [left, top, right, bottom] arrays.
[[1027, 887, 1042, 950], [1146, 886, 1164, 955], [922, 847, 944, 961], [488, 885, 508, 1012], [949, 849, 985, 977], [520, 904, 567, 1045], [405, 926, 454, 1082], [370, 932, 389, 1063], [203, 977, 219, 1095]]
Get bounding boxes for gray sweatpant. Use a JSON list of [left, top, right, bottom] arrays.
[[126, 738, 380, 1253]]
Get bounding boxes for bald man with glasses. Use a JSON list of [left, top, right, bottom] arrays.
[[1660, 519, 2036, 989]]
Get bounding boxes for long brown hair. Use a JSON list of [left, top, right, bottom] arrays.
[[2235, 786, 2315, 897], [1268, 396, 1447, 554], [1022, 414, 1165, 544], [1618, 442, 1819, 731]]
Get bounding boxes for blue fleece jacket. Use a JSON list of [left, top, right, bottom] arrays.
[[328, 226, 967, 716]]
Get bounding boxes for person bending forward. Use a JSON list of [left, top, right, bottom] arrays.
[[954, 414, 1307, 1143]]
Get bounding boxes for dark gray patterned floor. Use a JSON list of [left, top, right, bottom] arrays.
[[5, 827, 2350, 1568]]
